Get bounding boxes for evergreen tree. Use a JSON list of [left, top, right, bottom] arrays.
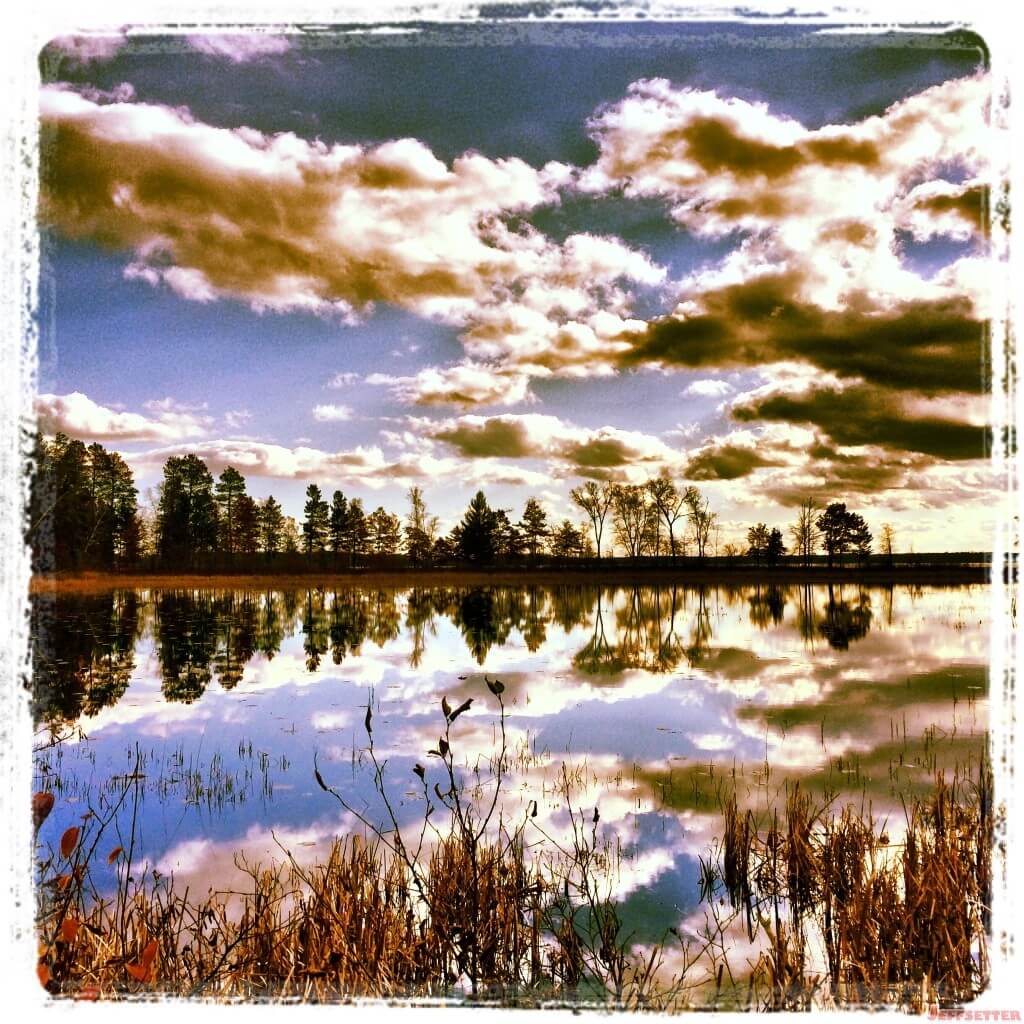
[[215, 467, 248, 555], [235, 494, 260, 556], [457, 490, 498, 563], [520, 497, 548, 558], [765, 527, 786, 565], [156, 454, 218, 567], [302, 484, 329, 554], [747, 523, 771, 566], [343, 498, 368, 566], [259, 496, 285, 555], [817, 503, 872, 568], [329, 490, 348, 557]]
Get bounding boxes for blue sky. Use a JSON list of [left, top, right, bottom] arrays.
[[36, 18, 998, 548]]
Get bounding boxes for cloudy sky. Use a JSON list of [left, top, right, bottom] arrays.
[[35, 18, 1001, 549]]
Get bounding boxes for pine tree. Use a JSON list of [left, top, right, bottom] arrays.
[[457, 490, 498, 563], [215, 467, 247, 555], [156, 454, 218, 567], [329, 490, 348, 557], [520, 497, 548, 558], [302, 484, 329, 554], [259, 496, 285, 555]]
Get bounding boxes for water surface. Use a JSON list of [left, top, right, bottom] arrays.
[[31, 582, 991, 943]]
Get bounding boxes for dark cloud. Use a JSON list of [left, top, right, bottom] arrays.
[[684, 444, 781, 481], [912, 183, 988, 235], [433, 418, 536, 458], [562, 437, 635, 469], [624, 116, 881, 185], [620, 272, 986, 395], [733, 383, 989, 460]]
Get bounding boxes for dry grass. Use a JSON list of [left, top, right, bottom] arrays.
[[711, 756, 993, 1011], [33, 688, 994, 1012]]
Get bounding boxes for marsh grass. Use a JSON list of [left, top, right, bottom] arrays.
[[33, 692, 994, 1012], [707, 756, 993, 1011]]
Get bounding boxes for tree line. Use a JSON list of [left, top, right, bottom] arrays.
[[27, 431, 893, 572]]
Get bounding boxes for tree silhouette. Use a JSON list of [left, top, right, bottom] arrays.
[[817, 503, 872, 568], [683, 486, 716, 560], [329, 490, 348, 560], [520, 497, 549, 558], [789, 498, 820, 568], [647, 476, 686, 559], [570, 481, 615, 559], [747, 523, 771, 567], [367, 506, 402, 555], [259, 496, 285, 555], [457, 491, 499, 564], [612, 484, 650, 559], [302, 484, 329, 555]]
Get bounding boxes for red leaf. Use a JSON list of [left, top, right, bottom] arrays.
[[75, 986, 100, 1001], [60, 918, 80, 943], [56, 874, 72, 891], [60, 826, 80, 859], [140, 939, 158, 968], [125, 962, 151, 983], [107, 846, 123, 865], [36, 962, 50, 988], [32, 792, 55, 831]]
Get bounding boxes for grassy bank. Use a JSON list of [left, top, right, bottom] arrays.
[[30, 563, 993, 595]]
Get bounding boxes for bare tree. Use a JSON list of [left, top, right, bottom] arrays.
[[789, 497, 821, 568], [646, 475, 686, 559], [570, 480, 616, 559], [683, 486, 716, 560], [611, 484, 648, 559]]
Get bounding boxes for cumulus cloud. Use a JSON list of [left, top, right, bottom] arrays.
[[581, 74, 989, 242], [683, 378, 733, 398], [367, 364, 534, 407], [620, 269, 986, 396], [39, 85, 662, 405], [419, 412, 684, 482], [36, 392, 211, 442], [895, 180, 989, 241], [125, 437, 550, 490], [312, 403, 353, 422], [730, 378, 989, 460]]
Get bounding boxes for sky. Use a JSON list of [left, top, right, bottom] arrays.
[[33, 16, 1002, 550]]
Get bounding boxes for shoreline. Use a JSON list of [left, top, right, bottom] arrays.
[[29, 564, 995, 594]]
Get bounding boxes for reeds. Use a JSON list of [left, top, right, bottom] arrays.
[[33, 695, 994, 1012], [711, 755, 994, 1011]]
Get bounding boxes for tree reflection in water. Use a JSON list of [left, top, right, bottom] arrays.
[[31, 581, 883, 726]]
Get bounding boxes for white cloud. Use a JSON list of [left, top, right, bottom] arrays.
[[36, 391, 211, 442], [683, 378, 733, 398], [312, 403, 353, 422]]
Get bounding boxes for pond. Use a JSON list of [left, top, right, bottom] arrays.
[[29, 581, 993, 1000]]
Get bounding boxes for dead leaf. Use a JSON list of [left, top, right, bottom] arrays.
[[60, 918, 80, 943], [36, 962, 50, 988], [32, 792, 55, 831], [107, 846, 123, 865], [60, 826, 80, 859]]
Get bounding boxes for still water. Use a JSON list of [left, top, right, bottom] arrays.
[[30, 582, 990, 946]]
